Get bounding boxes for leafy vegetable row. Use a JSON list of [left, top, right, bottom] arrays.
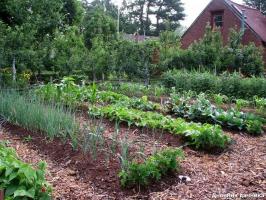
[[0, 142, 52, 200], [89, 105, 231, 151], [168, 93, 265, 135]]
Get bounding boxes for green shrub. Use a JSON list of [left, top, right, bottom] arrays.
[[170, 26, 264, 76], [0, 68, 32, 88], [222, 29, 264, 76], [162, 70, 266, 99], [119, 148, 184, 187], [0, 142, 52, 200]]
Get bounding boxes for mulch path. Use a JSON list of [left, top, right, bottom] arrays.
[[0, 120, 265, 199]]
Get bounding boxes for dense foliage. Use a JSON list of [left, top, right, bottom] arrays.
[[0, 0, 264, 87], [171, 26, 264, 76], [0, 142, 52, 200], [162, 70, 266, 99]]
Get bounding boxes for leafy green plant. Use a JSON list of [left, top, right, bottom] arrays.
[[254, 96, 266, 111], [246, 120, 264, 135], [23, 135, 33, 143], [35, 80, 162, 112], [98, 82, 168, 98], [89, 105, 230, 150], [236, 99, 250, 111], [0, 142, 52, 200], [213, 94, 228, 107], [119, 148, 184, 187], [90, 82, 97, 104], [169, 92, 265, 135]]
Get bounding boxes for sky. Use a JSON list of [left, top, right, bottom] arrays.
[[110, 0, 244, 27]]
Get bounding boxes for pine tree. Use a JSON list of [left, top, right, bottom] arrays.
[[244, 0, 266, 15], [153, 0, 185, 35]]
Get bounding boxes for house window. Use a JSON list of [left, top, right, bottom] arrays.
[[213, 14, 223, 27]]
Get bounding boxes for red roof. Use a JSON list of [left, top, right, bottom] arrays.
[[225, 0, 266, 42]]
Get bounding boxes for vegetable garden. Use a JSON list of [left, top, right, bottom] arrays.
[[0, 76, 265, 199]]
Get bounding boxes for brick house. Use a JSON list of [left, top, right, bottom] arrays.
[[181, 0, 266, 66]]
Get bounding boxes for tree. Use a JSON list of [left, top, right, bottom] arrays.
[[223, 28, 264, 76], [124, 0, 185, 36], [159, 31, 181, 71], [51, 26, 87, 76], [244, 0, 266, 15], [62, 0, 84, 26], [152, 0, 185, 35], [87, 37, 110, 80], [127, 0, 147, 34], [83, 7, 116, 48], [0, 21, 6, 67]]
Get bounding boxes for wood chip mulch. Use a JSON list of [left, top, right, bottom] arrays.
[[0, 123, 265, 200]]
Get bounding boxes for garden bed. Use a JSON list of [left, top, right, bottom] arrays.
[[1, 118, 265, 199]]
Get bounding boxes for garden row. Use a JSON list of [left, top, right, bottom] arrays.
[[34, 78, 231, 150], [35, 78, 265, 135], [89, 105, 230, 150], [168, 93, 265, 135], [0, 91, 185, 190]]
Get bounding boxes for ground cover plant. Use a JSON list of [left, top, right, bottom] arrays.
[[0, 91, 79, 148], [168, 93, 265, 135], [88, 105, 231, 150], [0, 141, 52, 200]]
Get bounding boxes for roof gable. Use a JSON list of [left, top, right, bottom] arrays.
[[225, 0, 266, 42], [182, 0, 266, 43]]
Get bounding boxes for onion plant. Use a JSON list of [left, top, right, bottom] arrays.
[[0, 91, 78, 148]]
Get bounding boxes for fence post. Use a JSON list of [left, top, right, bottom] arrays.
[[0, 189, 4, 200]]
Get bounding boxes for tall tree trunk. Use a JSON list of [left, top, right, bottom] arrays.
[[139, 2, 145, 34], [12, 57, 16, 82], [145, 1, 152, 35], [93, 72, 96, 81], [156, 3, 163, 36], [144, 61, 150, 87]]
